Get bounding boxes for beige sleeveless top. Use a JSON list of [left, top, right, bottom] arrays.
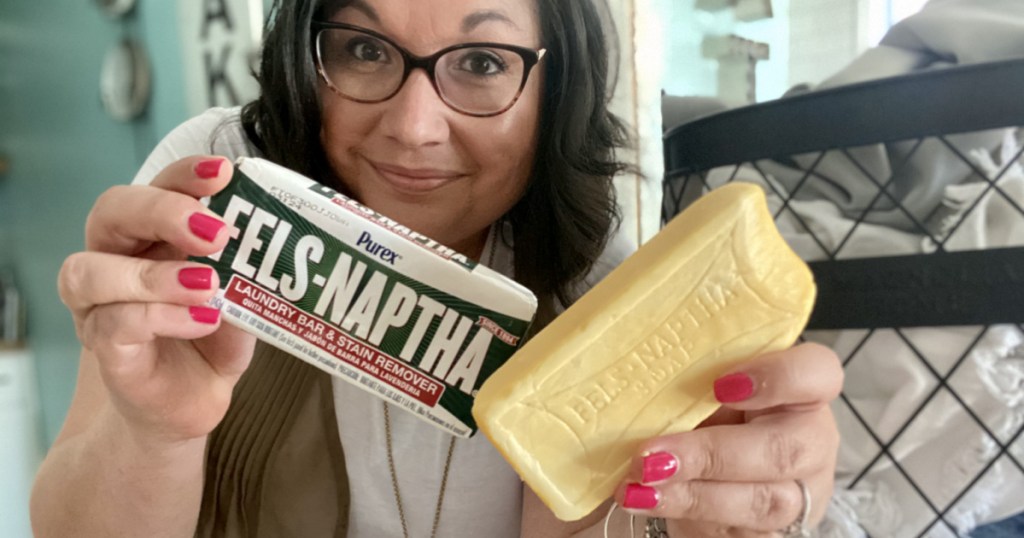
[[196, 342, 349, 537]]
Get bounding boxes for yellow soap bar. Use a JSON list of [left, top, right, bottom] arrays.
[[472, 183, 816, 521]]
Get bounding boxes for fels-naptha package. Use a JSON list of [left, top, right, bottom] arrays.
[[194, 157, 537, 438]]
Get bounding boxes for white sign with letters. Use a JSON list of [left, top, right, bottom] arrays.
[[178, 0, 263, 115]]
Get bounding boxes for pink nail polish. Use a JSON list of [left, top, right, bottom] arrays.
[[714, 372, 755, 403], [194, 159, 223, 179], [189, 213, 225, 242], [189, 306, 220, 324], [623, 483, 659, 510], [178, 267, 214, 290], [642, 452, 679, 484]]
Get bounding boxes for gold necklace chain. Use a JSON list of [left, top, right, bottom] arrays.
[[382, 224, 500, 538], [384, 403, 455, 538]]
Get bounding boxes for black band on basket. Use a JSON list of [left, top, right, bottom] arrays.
[[806, 247, 1024, 329]]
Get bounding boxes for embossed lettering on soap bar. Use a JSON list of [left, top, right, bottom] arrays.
[[549, 268, 744, 431], [530, 247, 730, 438]]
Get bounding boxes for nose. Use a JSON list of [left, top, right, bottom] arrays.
[[377, 69, 451, 148]]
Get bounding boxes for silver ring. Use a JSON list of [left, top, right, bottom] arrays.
[[779, 479, 812, 537]]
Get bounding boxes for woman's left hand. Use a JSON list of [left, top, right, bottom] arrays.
[[614, 342, 843, 537]]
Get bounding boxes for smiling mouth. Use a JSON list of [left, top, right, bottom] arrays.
[[367, 160, 463, 193]]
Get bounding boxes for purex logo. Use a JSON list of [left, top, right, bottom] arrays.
[[357, 231, 401, 265], [307, 182, 474, 270]]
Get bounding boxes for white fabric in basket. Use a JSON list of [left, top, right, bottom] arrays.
[[705, 132, 1024, 537]]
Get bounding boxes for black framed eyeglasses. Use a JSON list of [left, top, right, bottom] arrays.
[[312, 21, 546, 117]]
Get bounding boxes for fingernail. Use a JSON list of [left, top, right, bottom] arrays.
[[642, 452, 679, 484], [189, 213, 225, 242], [189, 306, 220, 324], [194, 159, 223, 179], [178, 267, 214, 290], [623, 483, 659, 510], [714, 372, 755, 403]]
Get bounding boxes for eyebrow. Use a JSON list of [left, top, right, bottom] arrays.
[[339, 2, 520, 35], [461, 10, 521, 33], [344, 0, 380, 24]]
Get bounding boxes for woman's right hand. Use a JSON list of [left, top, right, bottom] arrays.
[[58, 155, 256, 444]]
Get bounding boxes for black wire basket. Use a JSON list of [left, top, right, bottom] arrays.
[[663, 58, 1024, 538]]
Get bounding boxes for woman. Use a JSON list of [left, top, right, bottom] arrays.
[[30, 0, 843, 536]]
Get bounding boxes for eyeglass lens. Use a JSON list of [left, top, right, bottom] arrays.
[[317, 27, 529, 115]]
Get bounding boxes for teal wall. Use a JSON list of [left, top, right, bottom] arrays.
[[0, 0, 187, 445]]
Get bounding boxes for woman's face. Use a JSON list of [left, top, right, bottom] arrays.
[[319, 0, 543, 260]]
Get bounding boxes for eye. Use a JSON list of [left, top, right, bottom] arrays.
[[346, 37, 389, 63], [455, 49, 508, 76]]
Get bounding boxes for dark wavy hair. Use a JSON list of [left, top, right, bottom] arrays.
[[241, 0, 630, 328]]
